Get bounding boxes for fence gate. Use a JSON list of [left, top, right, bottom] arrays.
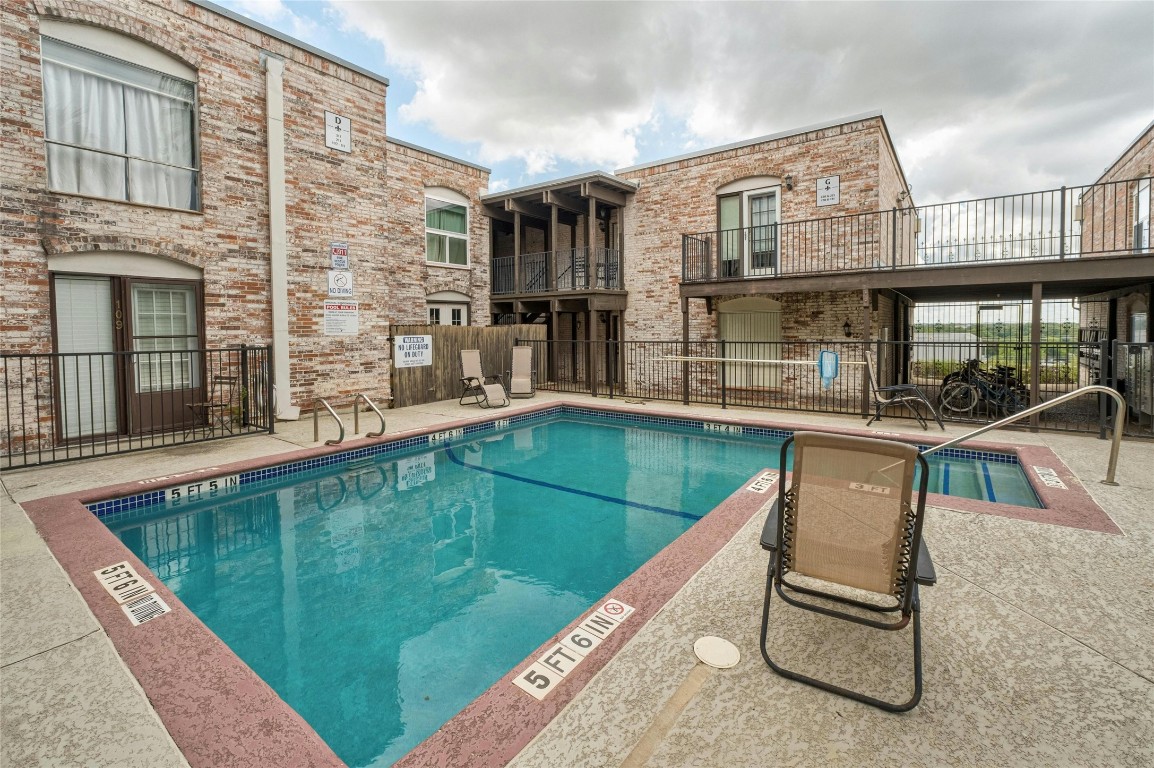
[[389, 324, 547, 408]]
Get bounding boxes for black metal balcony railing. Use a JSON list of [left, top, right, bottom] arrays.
[[2, 345, 274, 468], [683, 177, 1152, 282], [492, 246, 622, 296]]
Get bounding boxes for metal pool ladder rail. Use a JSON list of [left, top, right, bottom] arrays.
[[352, 393, 386, 438], [313, 398, 345, 446], [920, 385, 1126, 486]]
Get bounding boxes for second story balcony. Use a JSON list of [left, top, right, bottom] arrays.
[[683, 177, 1153, 284], [491, 246, 622, 296]]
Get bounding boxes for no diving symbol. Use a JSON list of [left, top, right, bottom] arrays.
[[603, 601, 625, 617]]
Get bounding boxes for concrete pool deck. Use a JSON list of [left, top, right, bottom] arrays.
[[2, 392, 1152, 766]]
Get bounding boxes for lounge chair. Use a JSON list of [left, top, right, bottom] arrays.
[[759, 431, 936, 712], [459, 349, 509, 408], [506, 346, 535, 398], [865, 350, 944, 430]]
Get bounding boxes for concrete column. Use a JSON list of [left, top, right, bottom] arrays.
[[263, 53, 298, 419]]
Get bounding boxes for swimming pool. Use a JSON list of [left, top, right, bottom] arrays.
[[98, 408, 1041, 765]]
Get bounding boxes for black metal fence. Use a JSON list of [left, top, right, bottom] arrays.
[[517, 337, 1153, 438], [684, 177, 1151, 282], [492, 246, 622, 295], [2, 345, 274, 468]]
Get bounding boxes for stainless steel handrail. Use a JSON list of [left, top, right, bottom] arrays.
[[352, 393, 386, 438], [921, 385, 1126, 486], [312, 398, 345, 446]]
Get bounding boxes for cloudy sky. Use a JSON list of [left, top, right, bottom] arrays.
[[217, 0, 1152, 202]]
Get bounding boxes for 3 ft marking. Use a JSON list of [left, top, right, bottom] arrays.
[[494, 419, 510, 430], [512, 599, 634, 701], [166, 474, 239, 504], [703, 422, 743, 435], [1032, 466, 1068, 490]]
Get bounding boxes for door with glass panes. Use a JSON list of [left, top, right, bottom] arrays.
[[719, 187, 779, 277], [53, 275, 203, 438]]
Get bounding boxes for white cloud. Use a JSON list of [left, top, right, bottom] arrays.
[[323, 1, 1152, 201]]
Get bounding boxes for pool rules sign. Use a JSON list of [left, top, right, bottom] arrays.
[[395, 335, 432, 367]]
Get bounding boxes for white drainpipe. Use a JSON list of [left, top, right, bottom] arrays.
[[263, 53, 299, 419]]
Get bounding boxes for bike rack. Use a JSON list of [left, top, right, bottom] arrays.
[[352, 393, 386, 438], [312, 397, 345, 446], [922, 385, 1126, 486]]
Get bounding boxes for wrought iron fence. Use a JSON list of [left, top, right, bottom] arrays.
[[517, 337, 1152, 438], [683, 177, 1152, 282], [492, 246, 622, 295], [2, 345, 274, 468]]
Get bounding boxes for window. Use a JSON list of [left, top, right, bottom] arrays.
[[41, 36, 199, 210], [429, 303, 468, 326], [426, 192, 468, 266], [131, 283, 199, 392], [1135, 178, 1150, 252]]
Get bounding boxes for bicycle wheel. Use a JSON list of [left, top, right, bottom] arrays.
[[939, 381, 978, 414]]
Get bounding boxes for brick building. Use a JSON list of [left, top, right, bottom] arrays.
[[2, 0, 489, 445]]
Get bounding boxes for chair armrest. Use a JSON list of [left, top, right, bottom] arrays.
[[879, 384, 921, 395], [484, 374, 503, 384], [759, 499, 780, 552], [915, 538, 936, 586]]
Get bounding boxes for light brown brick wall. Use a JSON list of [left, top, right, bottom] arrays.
[[617, 117, 898, 341], [384, 140, 491, 328], [1, 0, 488, 410]]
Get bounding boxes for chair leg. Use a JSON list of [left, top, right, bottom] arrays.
[[866, 405, 883, 427], [759, 557, 924, 712]]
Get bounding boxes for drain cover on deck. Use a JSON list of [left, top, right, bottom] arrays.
[[693, 636, 740, 669]]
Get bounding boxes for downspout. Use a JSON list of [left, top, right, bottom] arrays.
[[263, 53, 299, 419]]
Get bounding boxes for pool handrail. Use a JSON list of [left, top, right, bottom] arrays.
[[352, 393, 386, 438], [312, 397, 345, 446], [920, 385, 1125, 486]]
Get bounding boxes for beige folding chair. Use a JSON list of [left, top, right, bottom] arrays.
[[506, 346, 535, 398], [759, 431, 936, 711], [865, 350, 944, 430], [459, 349, 509, 408]]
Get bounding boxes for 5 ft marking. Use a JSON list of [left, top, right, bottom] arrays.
[[167, 474, 239, 503]]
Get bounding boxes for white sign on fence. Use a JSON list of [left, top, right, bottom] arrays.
[[324, 301, 359, 336], [395, 335, 433, 367]]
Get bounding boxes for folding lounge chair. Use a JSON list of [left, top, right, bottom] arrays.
[[759, 431, 936, 712], [506, 346, 535, 398], [459, 349, 509, 408], [865, 350, 944, 430]]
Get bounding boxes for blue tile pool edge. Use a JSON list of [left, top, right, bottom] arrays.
[[85, 404, 1040, 519]]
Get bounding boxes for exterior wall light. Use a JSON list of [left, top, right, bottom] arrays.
[[784, 174, 794, 191], [843, 319, 852, 338]]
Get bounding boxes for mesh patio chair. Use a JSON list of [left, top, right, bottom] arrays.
[[506, 346, 536, 398], [759, 431, 936, 712], [865, 350, 944, 430], [459, 349, 509, 408]]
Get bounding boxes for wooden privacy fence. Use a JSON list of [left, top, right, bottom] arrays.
[[390, 324, 547, 408]]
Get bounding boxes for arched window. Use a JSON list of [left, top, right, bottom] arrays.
[[40, 22, 200, 210], [425, 187, 469, 266]]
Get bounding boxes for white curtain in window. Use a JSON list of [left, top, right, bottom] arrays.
[[125, 81, 195, 208], [43, 61, 127, 199]]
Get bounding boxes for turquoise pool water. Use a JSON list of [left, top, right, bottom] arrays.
[[105, 412, 1039, 766]]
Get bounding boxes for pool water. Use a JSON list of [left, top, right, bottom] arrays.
[[107, 414, 1038, 766]]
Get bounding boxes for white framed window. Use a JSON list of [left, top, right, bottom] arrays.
[[1135, 178, 1150, 252], [425, 188, 469, 266], [41, 35, 199, 210], [429, 302, 468, 326]]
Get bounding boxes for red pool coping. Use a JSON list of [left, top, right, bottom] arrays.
[[21, 401, 1119, 768]]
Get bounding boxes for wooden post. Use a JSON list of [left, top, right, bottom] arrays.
[[1030, 282, 1043, 431]]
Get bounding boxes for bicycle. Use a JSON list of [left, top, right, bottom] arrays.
[[938, 359, 1029, 416]]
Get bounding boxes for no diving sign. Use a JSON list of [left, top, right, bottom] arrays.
[[512, 598, 635, 700]]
